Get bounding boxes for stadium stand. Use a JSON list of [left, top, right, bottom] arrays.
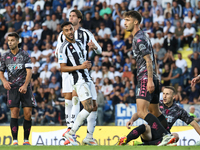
[[0, 0, 200, 126]]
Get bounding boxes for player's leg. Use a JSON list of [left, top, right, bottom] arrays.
[[118, 124, 151, 145], [8, 88, 21, 145], [83, 81, 98, 145], [23, 107, 32, 145], [136, 79, 168, 138], [21, 86, 35, 145], [64, 82, 93, 145], [70, 90, 80, 129]]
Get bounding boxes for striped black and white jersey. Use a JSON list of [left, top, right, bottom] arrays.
[[58, 39, 91, 85], [55, 27, 102, 59]]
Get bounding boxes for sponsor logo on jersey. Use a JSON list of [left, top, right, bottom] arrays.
[[8, 64, 23, 71], [13, 57, 17, 61], [59, 54, 63, 60], [139, 44, 146, 51], [6, 56, 10, 59], [69, 46, 73, 49]]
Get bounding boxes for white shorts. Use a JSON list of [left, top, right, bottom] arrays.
[[73, 79, 97, 101], [62, 73, 73, 93]]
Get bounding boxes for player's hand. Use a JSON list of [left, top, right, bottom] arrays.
[[87, 40, 97, 50], [191, 76, 200, 87], [3, 80, 12, 90], [19, 85, 27, 94], [81, 60, 91, 69], [147, 80, 155, 94], [126, 120, 133, 129]]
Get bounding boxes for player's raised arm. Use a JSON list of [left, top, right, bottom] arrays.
[[87, 31, 102, 54]]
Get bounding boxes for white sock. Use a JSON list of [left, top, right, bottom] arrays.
[[24, 140, 29, 142], [86, 111, 97, 139], [70, 109, 90, 135], [13, 140, 18, 143], [70, 96, 80, 128], [65, 99, 72, 128]]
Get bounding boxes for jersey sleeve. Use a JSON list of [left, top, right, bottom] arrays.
[[58, 43, 68, 64], [0, 53, 6, 72], [55, 32, 64, 57], [24, 51, 32, 69], [178, 106, 194, 125], [136, 38, 151, 57], [87, 30, 102, 54]]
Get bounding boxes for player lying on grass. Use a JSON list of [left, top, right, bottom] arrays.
[[118, 86, 200, 145]]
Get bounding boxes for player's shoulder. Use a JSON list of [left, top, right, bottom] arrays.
[[79, 27, 92, 35], [21, 49, 31, 57], [1, 50, 11, 60], [134, 30, 146, 43]]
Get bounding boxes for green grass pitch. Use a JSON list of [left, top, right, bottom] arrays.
[[0, 146, 199, 150]]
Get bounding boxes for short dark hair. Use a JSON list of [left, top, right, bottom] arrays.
[[61, 21, 73, 29], [164, 86, 176, 94], [123, 10, 142, 24], [8, 32, 19, 41], [70, 9, 83, 21]]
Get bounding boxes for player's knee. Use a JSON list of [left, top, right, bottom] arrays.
[[72, 96, 79, 106], [24, 112, 32, 120]]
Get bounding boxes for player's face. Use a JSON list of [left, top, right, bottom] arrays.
[[69, 12, 80, 26], [8, 36, 19, 50], [162, 88, 174, 105], [124, 16, 137, 32], [63, 24, 75, 41]]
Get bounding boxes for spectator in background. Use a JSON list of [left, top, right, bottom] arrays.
[[113, 34, 125, 51], [103, 13, 114, 32], [191, 35, 200, 53], [143, 21, 153, 35], [185, 86, 199, 104], [41, 2, 53, 20], [188, 67, 200, 88], [90, 11, 103, 31], [92, 55, 102, 68], [32, 23, 43, 41], [102, 56, 112, 69], [52, 0, 63, 12], [82, 12, 92, 30], [13, 14, 23, 34], [112, 3, 122, 21], [47, 88, 58, 105], [124, 35, 132, 55], [152, 22, 163, 38], [40, 43, 53, 63], [174, 85, 185, 103], [45, 102, 57, 125], [101, 34, 113, 52], [4, 5, 14, 26], [98, 22, 112, 40], [113, 76, 124, 92], [174, 21, 184, 50], [31, 66, 40, 82], [113, 54, 124, 72], [154, 43, 166, 66], [154, 31, 164, 47], [164, 12, 174, 26], [31, 45, 41, 62], [34, 14, 42, 25], [183, 2, 193, 18], [163, 20, 175, 36], [169, 61, 182, 91], [181, 23, 196, 50], [49, 66, 61, 83], [163, 32, 177, 54], [189, 106, 200, 122], [196, 1, 200, 25], [91, 65, 102, 83], [153, 9, 164, 27], [0, 43, 9, 56], [161, 63, 171, 87], [54, 5, 62, 20], [142, 11, 152, 28], [150, 0, 163, 19], [101, 78, 114, 97], [34, 5, 43, 20], [125, 89, 136, 106], [164, 2, 172, 17], [37, 101, 47, 125], [96, 85, 105, 125], [173, 13, 183, 26], [175, 53, 188, 86], [22, 15, 34, 31], [0, 104, 7, 123], [122, 65, 132, 81], [48, 76, 61, 96], [31, 56, 40, 71], [100, 1, 112, 17], [39, 65, 52, 84], [172, 1, 182, 18], [21, 24, 32, 39], [41, 22, 53, 42], [188, 52, 200, 78], [0, 16, 6, 46], [31, 107, 38, 125], [183, 11, 196, 28]]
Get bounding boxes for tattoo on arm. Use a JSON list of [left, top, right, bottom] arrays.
[[144, 55, 153, 79], [83, 99, 92, 112]]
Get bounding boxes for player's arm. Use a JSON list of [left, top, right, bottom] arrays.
[[19, 68, 32, 94], [87, 31, 102, 54], [143, 54, 155, 93], [60, 61, 91, 72], [190, 120, 200, 135], [126, 113, 139, 129]]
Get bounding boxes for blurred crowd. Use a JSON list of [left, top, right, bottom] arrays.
[[0, 0, 200, 125]]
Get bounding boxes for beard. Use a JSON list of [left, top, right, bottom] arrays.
[[66, 34, 74, 41], [9, 45, 18, 50]]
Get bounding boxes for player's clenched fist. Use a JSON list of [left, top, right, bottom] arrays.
[[81, 60, 91, 69]]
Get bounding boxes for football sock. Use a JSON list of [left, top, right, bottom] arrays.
[[144, 113, 168, 137], [13, 140, 18, 143], [143, 138, 163, 145], [126, 124, 146, 143], [158, 114, 169, 130], [23, 119, 32, 140], [10, 118, 18, 141], [86, 111, 97, 139], [70, 109, 90, 135], [65, 99, 72, 127], [70, 96, 80, 128]]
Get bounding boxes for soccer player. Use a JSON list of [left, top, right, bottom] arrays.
[[56, 10, 101, 145], [124, 10, 173, 146], [119, 86, 200, 146], [0, 32, 35, 145], [58, 21, 97, 146]]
